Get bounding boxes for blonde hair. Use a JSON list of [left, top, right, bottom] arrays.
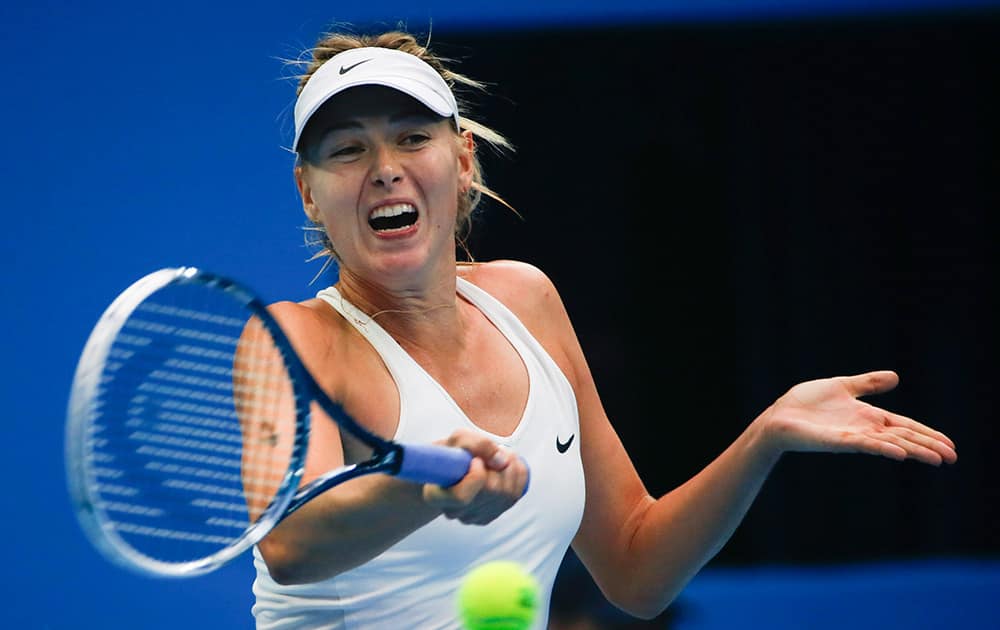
[[290, 29, 515, 268]]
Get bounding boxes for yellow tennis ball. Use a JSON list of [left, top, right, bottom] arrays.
[[458, 561, 540, 630]]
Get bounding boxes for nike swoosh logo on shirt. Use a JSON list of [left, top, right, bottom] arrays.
[[556, 434, 575, 453]]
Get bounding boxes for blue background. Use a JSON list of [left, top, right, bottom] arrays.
[[3, 1, 998, 628]]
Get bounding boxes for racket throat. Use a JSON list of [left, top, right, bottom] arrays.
[[379, 444, 406, 477]]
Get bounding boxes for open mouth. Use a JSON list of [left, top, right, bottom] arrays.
[[369, 203, 418, 232]]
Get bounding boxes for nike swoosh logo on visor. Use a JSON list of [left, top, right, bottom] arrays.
[[339, 59, 373, 74]]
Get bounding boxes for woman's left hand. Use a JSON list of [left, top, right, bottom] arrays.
[[758, 370, 957, 465]]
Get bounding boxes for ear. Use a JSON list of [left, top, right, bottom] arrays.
[[456, 130, 475, 192], [295, 165, 320, 224]]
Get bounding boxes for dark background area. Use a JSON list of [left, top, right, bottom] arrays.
[[441, 12, 998, 566]]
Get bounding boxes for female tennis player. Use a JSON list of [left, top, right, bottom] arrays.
[[249, 29, 957, 629]]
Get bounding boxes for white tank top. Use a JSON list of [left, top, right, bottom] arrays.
[[252, 277, 586, 629]]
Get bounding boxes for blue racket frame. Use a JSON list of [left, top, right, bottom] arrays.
[[66, 267, 473, 578]]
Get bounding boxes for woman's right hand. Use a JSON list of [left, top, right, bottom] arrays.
[[422, 428, 529, 525]]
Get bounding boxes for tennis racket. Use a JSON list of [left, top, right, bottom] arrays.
[[65, 267, 484, 578]]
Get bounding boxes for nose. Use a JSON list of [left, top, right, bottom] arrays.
[[370, 146, 403, 188]]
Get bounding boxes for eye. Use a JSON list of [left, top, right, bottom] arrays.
[[400, 132, 431, 147], [329, 145, 363, 159]]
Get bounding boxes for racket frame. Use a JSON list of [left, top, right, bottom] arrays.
[[68, 268, 306, 576], [66, 267, 465, 578]]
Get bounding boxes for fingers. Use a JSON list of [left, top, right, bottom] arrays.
[[840, 433, 908, 461], [423, 456, 487, 510], [833, 419, 957, 466], [424, 429, 529, 525], [866, 405, 958, 464], [442, 428, 511, 471], [885, 411, 957, 451], [840, 371, 899, 398], [425, 455, 528, 524], [872, 430, 944, 465], [882, 424, 958, 465]]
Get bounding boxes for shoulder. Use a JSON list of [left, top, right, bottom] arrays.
[[265, 297, 346, 365], [267, 298, 336, 336], [460, 260, 576, 363], [459, 258, 548, 284], [459, 260, 567, 326]]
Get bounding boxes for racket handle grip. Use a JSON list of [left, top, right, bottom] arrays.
[[398, 445, 531, 496], [398, 444, 473, 487]]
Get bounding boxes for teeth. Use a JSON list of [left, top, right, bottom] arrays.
[[368, 203, 419, 232], [370, 204, 416, 219]]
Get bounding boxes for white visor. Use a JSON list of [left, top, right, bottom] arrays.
[[292, 47, 460, 153]]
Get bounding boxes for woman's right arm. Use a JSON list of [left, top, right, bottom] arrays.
[[240, 301, 526, 585], [258, 426, 520, 585]]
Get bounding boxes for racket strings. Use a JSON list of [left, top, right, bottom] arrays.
[[109, 332, 296, 400], [86, 288, 300, 563]]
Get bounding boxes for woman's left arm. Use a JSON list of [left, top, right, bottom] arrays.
[[505, 264, 957, 619], [577, 367, 955, 618]]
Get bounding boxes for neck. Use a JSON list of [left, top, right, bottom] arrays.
[[334, 269, 465, 351]]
